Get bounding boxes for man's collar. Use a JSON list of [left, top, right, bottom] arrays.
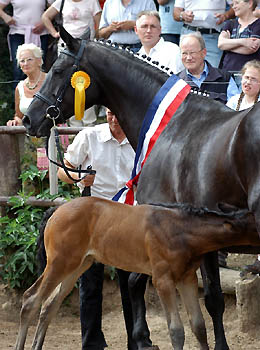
[[98, 123, 128, 144], [139, 37, 163, 56], [186, 61, 208, 79]]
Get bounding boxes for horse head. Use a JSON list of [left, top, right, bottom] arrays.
[[23, 26, 169, 142], [23, 26, 104, 137]]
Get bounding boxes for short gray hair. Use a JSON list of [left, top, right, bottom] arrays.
[[16, 43, 43, 66], [136, 10, 161, 26], [180, 32, 206, 50]]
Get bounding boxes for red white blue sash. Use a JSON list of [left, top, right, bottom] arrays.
[[113, 74, 191, 205]]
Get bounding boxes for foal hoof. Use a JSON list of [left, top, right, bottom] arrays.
[[141, 346, 160, 350]]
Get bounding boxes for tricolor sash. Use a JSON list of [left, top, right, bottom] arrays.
[[113, 74, 191, 205]]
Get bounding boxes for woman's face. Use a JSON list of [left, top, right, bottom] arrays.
[[242, 66, 260, 98], [18, 50, 41, 75], [232, 0, 252, 16]]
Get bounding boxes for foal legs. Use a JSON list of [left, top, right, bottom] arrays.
[[15, 256, 93, 350], [153, 272, 184, 350], [15, 276, 45, 350], [177, 273, 209, 350], [32, 257, 94, 350], [201, 252, 229, 350]]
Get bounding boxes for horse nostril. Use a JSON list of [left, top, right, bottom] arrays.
[[22, 115, 30, 128]]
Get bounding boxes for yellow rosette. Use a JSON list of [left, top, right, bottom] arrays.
[[71, 71, 91, 120]]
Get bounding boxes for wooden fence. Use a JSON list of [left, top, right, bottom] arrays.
[[0, 126, 83, 208]]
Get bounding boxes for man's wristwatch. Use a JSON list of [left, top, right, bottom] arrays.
[[179, 11, 184, 22]]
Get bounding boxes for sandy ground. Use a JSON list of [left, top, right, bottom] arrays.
[[1, 254, 260, 350]]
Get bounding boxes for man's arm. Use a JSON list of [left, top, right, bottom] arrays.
[[215, 7, 235, 25], [173, 6, 194, 23], [57, 159, 95, 187], [98, 23, 118, 39]]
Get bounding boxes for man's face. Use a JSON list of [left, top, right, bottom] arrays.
[[135, 15, 161, 48], [180, 37, 206, 73]]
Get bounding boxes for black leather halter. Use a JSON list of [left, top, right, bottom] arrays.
[[34, 39, 86, 123], [35, 39, 96, 182]]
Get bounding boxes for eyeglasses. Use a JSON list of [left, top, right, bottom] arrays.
[[181, 49, 203, 58], [19, 57, 35, 65], [242, 76, 260, 84]]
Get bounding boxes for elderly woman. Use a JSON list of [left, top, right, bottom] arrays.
[[218, 0, 260, 73], [7, 43, 46, 126], [0, 0, 53, 86]]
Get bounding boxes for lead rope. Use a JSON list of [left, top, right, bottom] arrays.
[[45, 126, 96, 183]]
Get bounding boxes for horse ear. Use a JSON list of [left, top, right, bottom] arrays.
[[80, 26, 91, 41], [59, 25, 78, 50]]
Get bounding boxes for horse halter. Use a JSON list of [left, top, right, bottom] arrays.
[[35, 39, 96, 182], [34, 39, 86, 124]]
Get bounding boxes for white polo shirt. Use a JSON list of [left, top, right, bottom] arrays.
[[65, 123, 135, 198], [138, 37, 184, 74]]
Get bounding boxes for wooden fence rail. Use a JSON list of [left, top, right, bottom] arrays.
[[0, 126, 83, 208]]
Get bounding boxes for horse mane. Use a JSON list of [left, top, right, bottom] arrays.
[[149, 202, 250, 220], [93, 39, 209, 99]]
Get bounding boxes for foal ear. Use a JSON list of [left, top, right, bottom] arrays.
[[59, 25, 78, 51], [80, 27, 91, 41]]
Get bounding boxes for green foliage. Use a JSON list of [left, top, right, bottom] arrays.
[[0, 165, 78, 290], [0, 203, 43, 289]]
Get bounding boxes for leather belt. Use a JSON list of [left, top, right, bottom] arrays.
[[183, 23, 219, 35]]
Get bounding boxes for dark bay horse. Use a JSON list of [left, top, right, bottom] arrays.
[[15, 197, 259, 350], [22, 27, 260, 350]]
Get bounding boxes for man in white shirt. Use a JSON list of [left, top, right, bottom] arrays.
[[57, 109, 139, 350], [135, 10, 184, 74]]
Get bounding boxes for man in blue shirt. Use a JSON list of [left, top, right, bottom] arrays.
[[98, 0, 156, 51], [178, 32, 239, 104]]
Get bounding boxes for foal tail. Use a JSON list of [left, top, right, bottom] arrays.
[[37, 206, 58, 275]]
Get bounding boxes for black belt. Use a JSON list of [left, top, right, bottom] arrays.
[[183, 23, 219, 35], [120, 42, 142, 49]]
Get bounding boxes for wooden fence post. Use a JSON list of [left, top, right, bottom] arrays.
[[0, 134, 21, 215], [236, 275, 260, 332]]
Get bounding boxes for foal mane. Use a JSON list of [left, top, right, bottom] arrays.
[[149, 202, 250, 220]]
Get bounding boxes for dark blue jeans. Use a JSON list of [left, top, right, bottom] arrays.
[[79, 264, 137, 350], [9, 33, 49, 89]]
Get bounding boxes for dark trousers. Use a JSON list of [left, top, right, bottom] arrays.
[[79, 264, 137, 350], [79, 263, 107, 350]]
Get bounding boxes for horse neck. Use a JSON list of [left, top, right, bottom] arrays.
[[88, 43, 168, 149]]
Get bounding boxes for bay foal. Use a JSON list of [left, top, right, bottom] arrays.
[[15, 197, 259, 350]]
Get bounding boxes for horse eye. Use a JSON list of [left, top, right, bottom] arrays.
[[53, 68, 63, 74]]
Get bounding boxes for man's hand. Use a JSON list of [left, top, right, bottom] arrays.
[[80, 174, 95, 187], [115, 20, 135, 31], [215, 13, 226, 25], [183, 11, 194, 23]]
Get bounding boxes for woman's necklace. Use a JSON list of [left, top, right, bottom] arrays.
[[26, 71, 42, 90]]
